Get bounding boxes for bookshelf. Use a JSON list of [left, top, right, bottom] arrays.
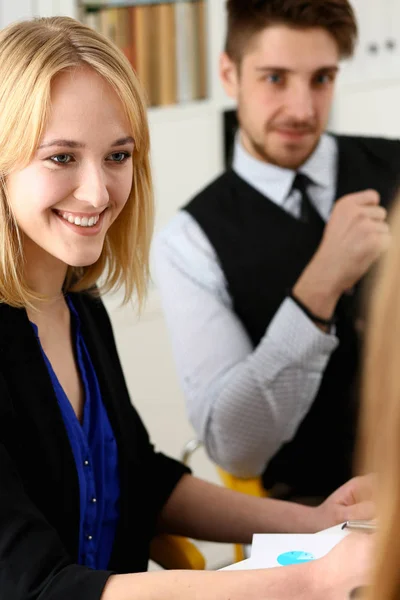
[[78, 0, 208, 109]]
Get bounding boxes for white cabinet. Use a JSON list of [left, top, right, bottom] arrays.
[[333, 0, 400, 137], [341, 0, 400, 85], [386, 0, 400, 77]]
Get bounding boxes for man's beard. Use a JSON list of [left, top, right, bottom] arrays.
[[243, 122, 320, 169]]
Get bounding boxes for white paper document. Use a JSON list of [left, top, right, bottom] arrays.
[[250, 532, 345, 569], [221, 524, 349, 571]]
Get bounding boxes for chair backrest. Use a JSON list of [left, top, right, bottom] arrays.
[[150, 533, 206, 570]]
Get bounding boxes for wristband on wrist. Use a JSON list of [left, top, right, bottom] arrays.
[[288, 289, 336, 327]]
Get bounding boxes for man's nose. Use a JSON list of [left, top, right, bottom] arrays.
[[285, 85, 315, 123]]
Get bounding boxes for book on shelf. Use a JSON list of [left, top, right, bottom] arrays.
[[196, 0, 208, 100], [131, 5, 153, 104], [154, 3, 177, 106], [82, 0, 208, 108]]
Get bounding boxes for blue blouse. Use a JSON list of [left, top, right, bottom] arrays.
[[31, 296, 120, 570]]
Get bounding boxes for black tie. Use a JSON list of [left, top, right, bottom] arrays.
[[291, 172, 325, 229]]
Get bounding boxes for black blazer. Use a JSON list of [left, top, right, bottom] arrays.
[[0, 292, 189, 600]]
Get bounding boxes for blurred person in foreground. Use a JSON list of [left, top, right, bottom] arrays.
[[356, 193, 400, 600]]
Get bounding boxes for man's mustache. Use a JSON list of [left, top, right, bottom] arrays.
[[270, 122, 317, 134]]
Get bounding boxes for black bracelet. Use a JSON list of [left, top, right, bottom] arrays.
[[288, 290, 336, 327]]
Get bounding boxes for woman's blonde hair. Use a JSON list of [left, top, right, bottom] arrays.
[[359, 193, 400, 600], [0, 16, 153, 308]]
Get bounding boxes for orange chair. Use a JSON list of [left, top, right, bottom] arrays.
[[181, 439, 266, 563]]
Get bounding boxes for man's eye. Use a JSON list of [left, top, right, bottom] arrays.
[[49, 154, 72, 164], [109, 152, 131, 163], [316, 74, 333, 85], [267, 74, 282, 84]]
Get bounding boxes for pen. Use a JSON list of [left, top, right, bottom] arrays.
[[341, 520, 377, 532]]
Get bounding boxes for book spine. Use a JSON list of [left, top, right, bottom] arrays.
[[84, 9, 102, 33], [156, 3, 177, 106], [175, 2, 194, 103], [195, 0, 208, 100], [116, 7, 132, 64], [132, 5, 152, 106], [129, 7, 137, 72]]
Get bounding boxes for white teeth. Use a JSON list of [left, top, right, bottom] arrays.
[[59, 212, 100, 228]]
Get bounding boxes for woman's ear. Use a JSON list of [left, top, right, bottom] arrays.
[[219, 52, 239, 99]]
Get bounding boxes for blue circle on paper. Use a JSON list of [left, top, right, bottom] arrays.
[[277, 550, 315, 566]]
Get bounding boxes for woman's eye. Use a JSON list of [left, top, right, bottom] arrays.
[[108, 152, 131, 163], [49, 154, 73, 164]]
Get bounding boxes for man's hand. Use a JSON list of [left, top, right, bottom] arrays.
[[316, 190, 389, 293], [293, 190, 390, 322], [313, 474, 375, 532]]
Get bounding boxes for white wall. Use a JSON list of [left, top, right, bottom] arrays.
[[0, 0, 75, 25], [333, 80, 400, 137]]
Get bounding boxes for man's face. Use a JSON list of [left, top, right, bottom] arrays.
[[220, 25, 340, 169]]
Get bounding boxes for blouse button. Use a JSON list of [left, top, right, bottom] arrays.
[[84, 460, 89, 467], [91, 497, 97, 504], [86, 534, 93, 541]]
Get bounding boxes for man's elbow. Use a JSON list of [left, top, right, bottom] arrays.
[[204, 434, 267, 479]]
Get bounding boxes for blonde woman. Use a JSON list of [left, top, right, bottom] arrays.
[[358, 194, 400, 600], [0, 16, 373, 600]]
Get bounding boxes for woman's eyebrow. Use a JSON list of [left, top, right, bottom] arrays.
[[39, 136, 134, 149]]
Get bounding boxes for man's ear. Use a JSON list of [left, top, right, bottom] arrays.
[[219, 52, 240, 99]]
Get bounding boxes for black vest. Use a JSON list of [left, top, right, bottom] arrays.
[[185, 135, 400, 497]]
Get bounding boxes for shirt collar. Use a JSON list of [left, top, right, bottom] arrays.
[[232, 131, 336, 206]]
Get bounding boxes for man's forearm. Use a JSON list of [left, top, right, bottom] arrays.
[[205, 298, 337, 478], [292, 257, 342, 325]]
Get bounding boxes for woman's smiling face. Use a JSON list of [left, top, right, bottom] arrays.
[[6, 66, 134, 269]]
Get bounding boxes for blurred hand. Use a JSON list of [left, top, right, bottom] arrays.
[[313, 190, 390, 296], [313, 474, 375, 532], [311, 533, 374, 600]]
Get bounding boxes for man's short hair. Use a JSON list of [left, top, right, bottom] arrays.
[[225, 0, 358, 65]]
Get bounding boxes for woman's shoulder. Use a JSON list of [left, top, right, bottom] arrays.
[[69, 289, 109, 320], [69, 290, 116, 347], [0, 302, 31, 350]]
